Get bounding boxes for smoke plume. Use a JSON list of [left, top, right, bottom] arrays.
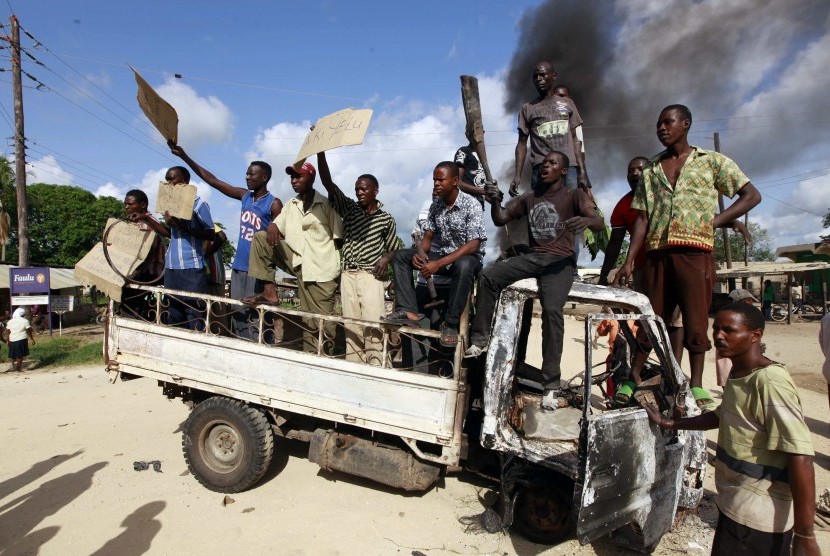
[[503, 0, 830, 221]]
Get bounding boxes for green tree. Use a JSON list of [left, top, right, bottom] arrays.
[[215, 222, 236, 266], [713, 221, 775, 263], [822, 209, 829, 240], [5, 183, 123, 266]]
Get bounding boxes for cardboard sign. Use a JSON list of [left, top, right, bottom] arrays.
[[156, 181, 197, 219], [294, 108, 373, 164], [74, 219, 159, 302], [133, 67, 178, 143]]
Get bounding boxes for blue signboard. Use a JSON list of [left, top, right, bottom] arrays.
[[10, 267, 51, 294]]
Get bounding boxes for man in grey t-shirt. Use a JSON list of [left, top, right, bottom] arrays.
[[509, 61, 588, 197]]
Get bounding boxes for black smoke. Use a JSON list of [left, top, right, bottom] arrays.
[[503, 0, 830, 191]]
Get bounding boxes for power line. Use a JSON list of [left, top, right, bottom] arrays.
[[48, 50, 366, 102], [763, 193, 825, 218], [19, 44, 170, 156]]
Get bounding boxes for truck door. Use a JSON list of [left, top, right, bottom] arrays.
[[574, 314, 688, 551]]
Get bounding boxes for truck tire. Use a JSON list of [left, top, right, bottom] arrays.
[[182, 397, 274, 493], [512, 484, 574, 544]]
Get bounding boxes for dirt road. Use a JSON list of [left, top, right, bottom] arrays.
[[0, 318, 828, 555]]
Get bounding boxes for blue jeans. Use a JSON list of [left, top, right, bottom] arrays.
[[164, 268, 208, 330]]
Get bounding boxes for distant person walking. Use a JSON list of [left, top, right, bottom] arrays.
[[6, 308, 34, 372]]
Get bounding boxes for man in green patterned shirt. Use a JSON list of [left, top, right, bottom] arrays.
[[615, 104, 761, 410]]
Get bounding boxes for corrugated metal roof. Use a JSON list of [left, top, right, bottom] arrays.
[[0, 265, 82, 290], [716, 261, 830, 279]]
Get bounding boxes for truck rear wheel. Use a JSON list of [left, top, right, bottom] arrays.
[[512, 484, 574, 544], [182, 397, 274, 493]]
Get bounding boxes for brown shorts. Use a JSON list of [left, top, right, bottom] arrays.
[[633, 267, 682, 328], [639, 248, 715, 353]]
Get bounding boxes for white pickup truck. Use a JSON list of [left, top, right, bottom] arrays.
[[104, 280, 706, 551]]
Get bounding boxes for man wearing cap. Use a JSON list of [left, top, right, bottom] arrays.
[[168, 142, 282, 340], [316, 151, 398, 365], [244, 161, 343, 354]]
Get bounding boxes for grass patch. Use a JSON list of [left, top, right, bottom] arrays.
[[25, 336, 104, 368]]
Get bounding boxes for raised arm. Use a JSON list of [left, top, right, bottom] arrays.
[[168, 142, 247, 200], [316, 151, 336, 194]]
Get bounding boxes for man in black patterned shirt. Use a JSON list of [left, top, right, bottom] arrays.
[[316, 151, 399, 365]]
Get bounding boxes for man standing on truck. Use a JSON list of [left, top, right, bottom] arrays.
[[315, 150, 399, 365], [509, 62, 589, 280], [384, 162, 486, 348], [133, 166, 216, 330], [509, 61, 588, 197], [643, 303, 818, 555], [464, 151, 603, 411], [168, 142, 282, 340], [614, 104, 761, 410], [243, 162, 344, 355]]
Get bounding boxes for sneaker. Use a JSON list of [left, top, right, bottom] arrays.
[[541, 389, 565, 411], [464, 344, 487, 358]]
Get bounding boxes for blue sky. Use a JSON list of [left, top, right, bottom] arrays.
[[4, 0, 830, 267]]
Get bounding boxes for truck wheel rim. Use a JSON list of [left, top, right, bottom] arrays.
[[202, 422, 243, 470]]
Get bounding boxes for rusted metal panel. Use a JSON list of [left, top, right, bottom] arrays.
[[110, 317, 460, 449], [575, 410, 685, 547]]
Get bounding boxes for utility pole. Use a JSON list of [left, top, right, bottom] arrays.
[[10, 15, 29, 266], [714, 132, 731, 270]]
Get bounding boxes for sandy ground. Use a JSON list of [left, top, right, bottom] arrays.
[[0, 317, 828, 556]]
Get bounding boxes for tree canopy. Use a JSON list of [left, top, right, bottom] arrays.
[[4, 183, 123, 266], [713, 221, 775, 263]]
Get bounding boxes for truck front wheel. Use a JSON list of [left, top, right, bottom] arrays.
[[512, 484, 574, 544], [182, 397, 274, 493]]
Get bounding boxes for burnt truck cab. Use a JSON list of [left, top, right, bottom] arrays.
[[474, 279, 706, 550]]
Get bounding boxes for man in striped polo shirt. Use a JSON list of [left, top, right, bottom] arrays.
[[644, 303, 817, 555], [135, 166, 215, 330], [316, 151, 399, 365]]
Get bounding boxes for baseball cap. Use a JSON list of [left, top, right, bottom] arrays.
[[285, 161, 316, 178], [728, 289, 758, 302]]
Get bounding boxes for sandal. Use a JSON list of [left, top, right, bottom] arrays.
[[383, 309, 423, 325], [691, 386, 716, 412], [241, 293, 279, 306], [614, 381, 637, 407], [439, 322, 458, 347]]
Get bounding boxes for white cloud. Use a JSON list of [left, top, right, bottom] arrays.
[[756, 174, 830, 248], [25, 155, 74, 185], [153, 78, 234, 146], [244, 72, 518, 262]]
